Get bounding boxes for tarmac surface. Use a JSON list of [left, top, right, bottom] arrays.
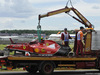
[[0, 70, 100, 75]]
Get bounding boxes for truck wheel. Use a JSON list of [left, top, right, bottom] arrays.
[[39, 62, 54, 75], [26, 66, 38, 74]]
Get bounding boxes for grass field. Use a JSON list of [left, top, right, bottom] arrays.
[[0, 44, 15, 55], [0, 44, 7, 50]]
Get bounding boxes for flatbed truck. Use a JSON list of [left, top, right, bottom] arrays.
[[0, 55, 100, 75]]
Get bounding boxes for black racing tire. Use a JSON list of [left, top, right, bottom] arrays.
[[0, 50, 4, 56], [26, 66, 38, 74], [39, 62, 54, 75]]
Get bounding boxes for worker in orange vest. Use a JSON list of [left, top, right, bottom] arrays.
[[61, 28, 72, 47], [76, 26, 85, 56]]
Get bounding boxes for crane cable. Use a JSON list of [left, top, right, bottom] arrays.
[[66, 0, 73, 7]]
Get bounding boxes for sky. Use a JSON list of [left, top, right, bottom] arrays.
[[0, 0, 100, 30]]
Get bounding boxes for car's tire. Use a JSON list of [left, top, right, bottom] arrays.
[[39, 62, 54, 75], [0, 51, 4, 56]]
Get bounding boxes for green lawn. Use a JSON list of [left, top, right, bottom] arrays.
[[0, 44, 7, 50], [0, 44, 14, 55], [0, 68, 24, 71]]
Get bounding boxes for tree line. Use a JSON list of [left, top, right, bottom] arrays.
[[0, 30, 74, 35]]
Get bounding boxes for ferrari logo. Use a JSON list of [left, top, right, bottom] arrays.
[[41, 49, 45, 53], [23, 46, 26, 49], [46, 43, 49, 46]]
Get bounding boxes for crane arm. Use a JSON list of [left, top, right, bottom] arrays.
[[38, 6, 92, 28], [39, 7, 71, 20], [71, 8, 92, 28]]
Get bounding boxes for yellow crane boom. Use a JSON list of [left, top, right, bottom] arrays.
[[39, 6, 92, 28]]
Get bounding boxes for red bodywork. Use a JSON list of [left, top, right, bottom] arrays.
[[7, 40, 61, 55]]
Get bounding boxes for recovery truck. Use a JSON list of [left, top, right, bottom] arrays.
[[0, 4, 100, 75]]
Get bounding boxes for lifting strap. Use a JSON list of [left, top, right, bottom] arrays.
[[37, 20, 41, 42]]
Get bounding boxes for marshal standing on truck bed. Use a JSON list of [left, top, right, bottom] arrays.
[[61, 28, 72, 47], [76, 26, 84, 56]]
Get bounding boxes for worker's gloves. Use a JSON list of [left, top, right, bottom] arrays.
[[82, 40, 85, 47], [84, 32, 87, 36], [62, 41, 65, 45]]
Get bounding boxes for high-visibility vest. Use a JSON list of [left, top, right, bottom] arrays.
[[77, 30, 83, 40], [61, 32, 69, 41]]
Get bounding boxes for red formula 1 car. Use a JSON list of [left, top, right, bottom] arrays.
[[4, 38, 70, 56]]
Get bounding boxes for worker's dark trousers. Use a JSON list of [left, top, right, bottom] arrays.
[[76, 40, 83, 56], [64, 41, 69, 47]]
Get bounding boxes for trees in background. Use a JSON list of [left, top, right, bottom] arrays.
[[0, 30, 74, 35]]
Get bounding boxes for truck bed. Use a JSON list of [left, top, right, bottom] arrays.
[[0, 55, 98, 73], [7, 56, 97, 61]]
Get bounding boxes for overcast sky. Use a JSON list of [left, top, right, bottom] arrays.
[[0, 0, 100, 30]]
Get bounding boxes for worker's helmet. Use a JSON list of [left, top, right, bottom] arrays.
[[64, 28, 67, 31], [41, 37, 43, 40]]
